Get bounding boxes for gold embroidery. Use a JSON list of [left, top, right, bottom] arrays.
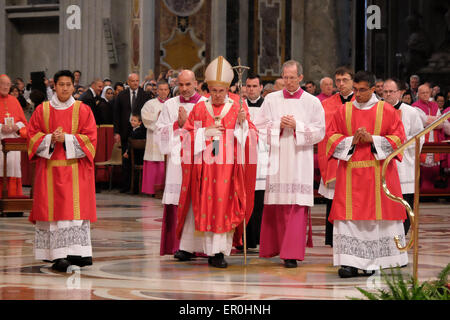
[[43, 101, 50, 133], [72, 101, 81, 135], [46, 159, 79, 221], [28, 132, 45, 157], [374, 160, 382, 220], [386, 135, 402, 149], [345, 102, 353, 136], [326, 133, 344, 155], [78, 134, 96, 159], [346, 163, 352, 220], [374, 101, 384, 135]]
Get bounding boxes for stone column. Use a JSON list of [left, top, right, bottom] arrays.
[[0, 0, 5, 73], [238, 0, 249, 66], [302, 0, 339, 83], [211, 0, 227, 58], [140, 0, 155, 79], [290, 0, 305, 66], [59, 0, 112, 82]]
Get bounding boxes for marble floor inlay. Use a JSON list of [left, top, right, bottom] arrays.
[[0, 192, 448, 300]]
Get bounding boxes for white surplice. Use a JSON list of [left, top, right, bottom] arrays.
[[396, 102, 424, 194], [155, 95, 207, 205], [141, 98, 165, 162], [253, 90, 325, 206]]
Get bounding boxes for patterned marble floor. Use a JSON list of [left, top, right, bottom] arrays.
[[0, 192, 448, 300]]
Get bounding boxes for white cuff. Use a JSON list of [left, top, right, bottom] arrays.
[[65, 134, 76, 159], [194, 127, 207, 155], [36, 134, 54, 159]]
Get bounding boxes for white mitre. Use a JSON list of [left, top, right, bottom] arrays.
[[205, 56, 234, 88]]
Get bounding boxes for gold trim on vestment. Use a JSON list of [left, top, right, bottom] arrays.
[[28, 132, 45, 157], [386, 135, 402, 149], [346, 162, 352, 220], [78, 134, 96, 159], [345, 102, 353, 135], [46, 159, 80, 221], [206, 80, 230, 88], [43, 102, 50, 133], [374, 160, 382, 220], [374, 101, 384, 136], [72, 101, 81, 135], [217, 56, 223, 82], [326, 133, 344, 156]]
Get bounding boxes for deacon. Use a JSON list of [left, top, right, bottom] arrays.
[[254, 60, 325, 268], [0, 74, 28, 199], [140, 80, 170, 196], [383, 79, 424, 235], [154, 70, 206, 257], [317, 66, 355, 247], [412, 84, 445, 192], [175, 56, 257, 268], [27, 70, 97, 272], [326, 71, 407, 278]]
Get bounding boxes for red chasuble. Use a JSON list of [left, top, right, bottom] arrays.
[[176, 98, 257, 240], [317, 93, 355, 186], [27, 101, 97, 223], [326, 101, 406, 222]]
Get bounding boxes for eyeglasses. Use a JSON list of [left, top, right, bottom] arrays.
[[335, 78, 352, 84], [352, 87, 371, 94], [382, 90, 398, 95]]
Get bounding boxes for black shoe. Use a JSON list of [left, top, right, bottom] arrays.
[[67, 256, 93, 267], [1, 212, 24, 217], [208, 253, 228, 268], [174, 250, 195, 261], [284, 259, 298, 268], [338, 266, 374, 278], [51, 259, 71, 272]]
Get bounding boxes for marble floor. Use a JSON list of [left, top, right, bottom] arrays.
[[0, 192, 448, 301]]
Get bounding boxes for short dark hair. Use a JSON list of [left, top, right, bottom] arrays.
[[54, 70, 75, 84], [131, 113, 142, 121], [114, 82, 124, 90], [246, 73, 262, 85], [305, 81, 316, 86], [201, 82, 209, 93], [73, 70, 82, 75], [157, 80, 169, 88], [385, 78, 402, 91], [353, 71, 376, 88], [335, 66, 354, 79]]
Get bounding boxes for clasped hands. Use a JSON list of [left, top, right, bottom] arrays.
[[1, 123, 19, 134], [352, 127, 373, 145], [51, 127, 65, 144], [280, 115, 296, 130]]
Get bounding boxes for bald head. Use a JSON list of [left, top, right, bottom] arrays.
[[0, 74, 12, 97], [178, 70, 197, 99], [128, 73, 140, 91], [320, 77, 334, 96], [418, 84, 431, 103]]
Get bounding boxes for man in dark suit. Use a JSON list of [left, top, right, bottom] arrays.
[[113, 73, 152, 193], [79, 78, 104, 125]]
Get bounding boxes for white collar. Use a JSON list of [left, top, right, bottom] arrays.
[[248, 96, 261, 104], [353, 93, 379, 110], [51, 95, 76, 110]]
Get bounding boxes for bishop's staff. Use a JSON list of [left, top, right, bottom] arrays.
[[232, 58, 250, 265]]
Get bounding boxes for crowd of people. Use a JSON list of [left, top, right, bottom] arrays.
[[1, 58, 449, 277]]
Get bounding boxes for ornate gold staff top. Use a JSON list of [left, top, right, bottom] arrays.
[[232, 58, 250, 265]]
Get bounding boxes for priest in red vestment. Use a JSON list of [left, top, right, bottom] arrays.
[[317, 66, 355, 247], [326, 71, 407, 278], [27, 70, 97, 272], [176, 56, 257, 268], [0, 74, 28, 200]]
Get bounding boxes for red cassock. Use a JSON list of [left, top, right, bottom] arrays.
[[176, 98, 257, 243], [326, 101, 406, 222], [317, 93, 355, 185], [27, 101, 97, 223]]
